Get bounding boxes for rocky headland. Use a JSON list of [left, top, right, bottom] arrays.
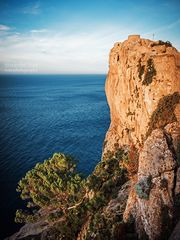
[[7, 35, 180, 240], [103, 34, 180, 239]]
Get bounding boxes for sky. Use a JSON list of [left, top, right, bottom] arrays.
[[0, 0, 179, 74]]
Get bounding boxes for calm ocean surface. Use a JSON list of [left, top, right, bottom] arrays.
[[0, 74, 110, 239]]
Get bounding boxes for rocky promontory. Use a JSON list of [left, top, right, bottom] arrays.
[[103, 35, 180, 239], [7, 35, 180, 240]]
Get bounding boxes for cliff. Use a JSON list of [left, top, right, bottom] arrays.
[[7, 36, 180, 240], [103, 35, 180, 239], [103, 35, 180, 152]]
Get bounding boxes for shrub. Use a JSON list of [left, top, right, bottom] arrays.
[[15, 209, 38, 223], [142, 59, 156, 85], [48, 210, 63, 222], [146, 92, 180, 138], [103, 150, 114, 161], [138, 59, 145, 80], [86, 192, 107, 211], [87, 212, 111, 240], [16, 153, 83, 223], [15, 149, 129, 239], [151, 40, 172, 48], [120, 145, 138, 177], [135, 175, 152, 200]]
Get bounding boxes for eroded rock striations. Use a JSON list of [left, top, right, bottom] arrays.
[[103, 35, 180, 239]]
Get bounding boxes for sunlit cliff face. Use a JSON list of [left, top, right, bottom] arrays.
[[104, 35, 180, 151], [103, 35, 180, 239]]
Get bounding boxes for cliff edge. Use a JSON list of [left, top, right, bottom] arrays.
[[103, 35, 180, 239]]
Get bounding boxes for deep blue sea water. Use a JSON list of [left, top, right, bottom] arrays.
[[0, 74, 110, 239]]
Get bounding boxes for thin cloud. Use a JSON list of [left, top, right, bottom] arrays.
[[0, 24, 10, 31], [0, 28, 121, 73], [30, 29, 47, 33], [0, 23, 179, 74], [22, 2, 41, 15]]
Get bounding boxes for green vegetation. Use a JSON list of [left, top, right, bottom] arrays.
[[146, 92, 180, 138], [120, 145, 139, 177], [85, 210, 138, 240], [86, 212, 122, 240], [138, 59, 145, 80], [135, 175, 152, 200], [15, 153, 83, 224], [138, 58, 156, 85], [142, 59, 156, 86], [86, 153, 128, 200], [151, 40, 172, 48], [15, 148, 138, 239]]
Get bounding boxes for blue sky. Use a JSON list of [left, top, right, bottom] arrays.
[[0, 0, 179, 73]]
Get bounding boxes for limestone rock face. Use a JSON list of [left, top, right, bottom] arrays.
[[103, 35, 180, 239], [124, 127, 177, 239], [103, 35, 180, 156]]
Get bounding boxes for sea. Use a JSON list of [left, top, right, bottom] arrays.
[[0, 74, 110, 239]]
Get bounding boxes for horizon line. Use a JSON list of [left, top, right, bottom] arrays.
[[0, 73, 107, 75]]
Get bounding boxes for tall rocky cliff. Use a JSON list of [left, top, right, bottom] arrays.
[[103, 35, 180, 239]]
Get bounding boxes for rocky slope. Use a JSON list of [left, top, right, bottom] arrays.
[[103, 35, 180, 239]]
